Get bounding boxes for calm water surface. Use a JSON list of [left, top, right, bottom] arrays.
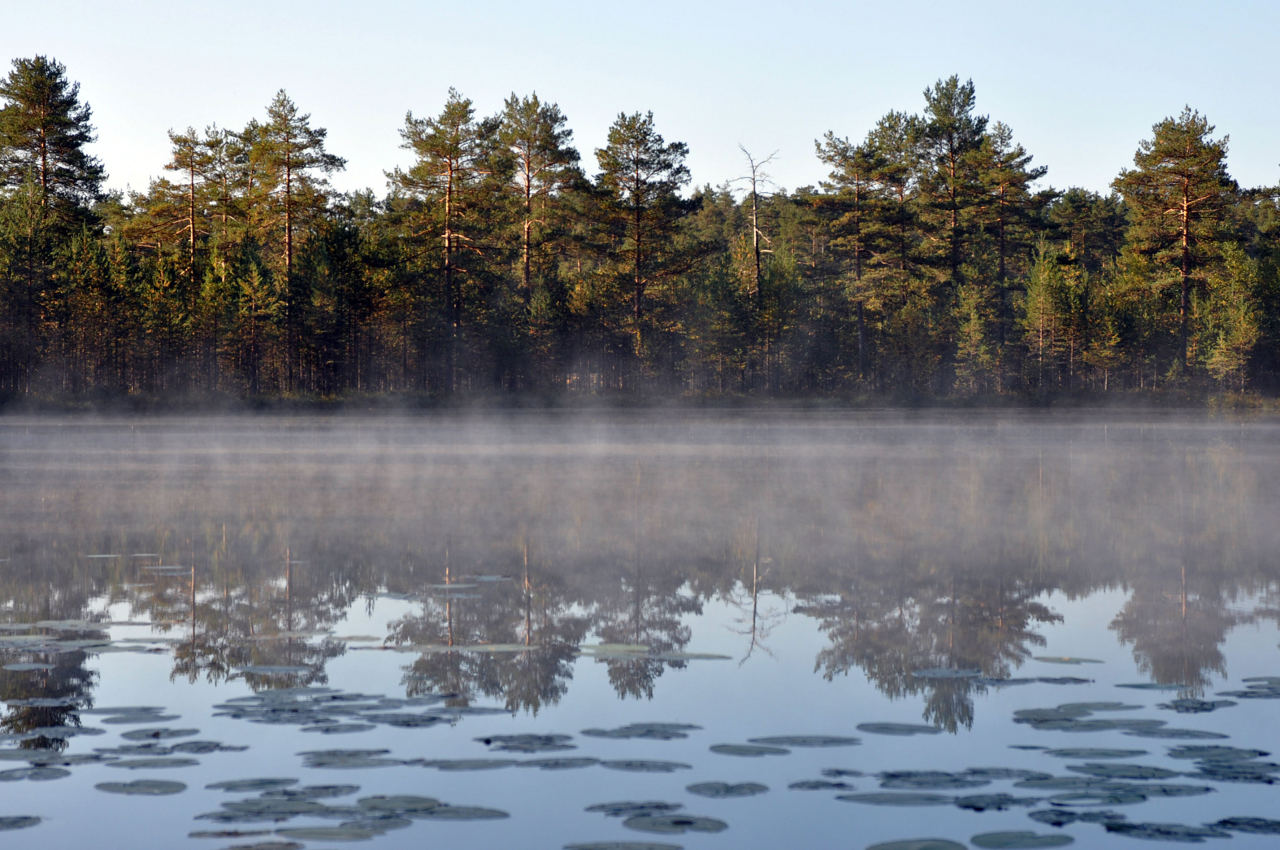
[[1, 412, 1278, 849]]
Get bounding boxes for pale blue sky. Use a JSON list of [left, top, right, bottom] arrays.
[[3, 1, 1276, 199]]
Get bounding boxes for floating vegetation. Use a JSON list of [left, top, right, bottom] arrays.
[[261, 784, 359, 800], [1103, 821, 1232, 842], [600, 760, 691, 773], [1116, 683, 1183, 691], [1122, 728, 1229, 740], [970, 831, 1074, 848], [746, 735, 860, 747], [301, 723, 376, 734], [105, 757, 199, 769], [1043, 748, 1148, 760], [865, 841, 966, 850], [1212, 817, 1280, 834], [1166, 745, 1268, 761], [856, 723, 941, 736], [208, 778, 299, 792], [475, 733, 575, 753], [1065, 763, 1182, 780], [0, 766, 70, 781], [581, 722, 700, 740], [101, 713, 181, 725], [517, 757, 600, 770], [685, 781, 767, 798], [95, 779, 186, 795], [585, 801, 683, 819], [962, 768, 1053, 782], [836, 792, 953, 806], [622, 814, 727, 834], [1046, 789, 1149, 807], [708, 743, 789, 757], [789, 779, 854, 790], [120, 727, 199, 741], [0, 816, 40, 831], [421, 759, 518, 771], [954, 793, 1041, 812], [298, 749, 403, 769], [1028, 809, 1127, 827], [879, 771, 990, 790], [1033, 657, 1103, 665], [1156, 698, 1236, 713], [357, 795, 441, 814], [1216, 681, 1280, 699]]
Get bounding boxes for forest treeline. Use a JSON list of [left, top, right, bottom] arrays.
[[1, 55, 1278, 404]]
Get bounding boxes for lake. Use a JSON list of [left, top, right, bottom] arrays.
[[1, 411, 1278, 849]]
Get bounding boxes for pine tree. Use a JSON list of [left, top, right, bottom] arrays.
[[1113, 107, 1236, 370], [0, 56, 105, 227]]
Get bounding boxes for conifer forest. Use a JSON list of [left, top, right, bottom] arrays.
[[2, 55, 1278, 405]]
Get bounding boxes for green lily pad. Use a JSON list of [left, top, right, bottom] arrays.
[[971, 831, 1074, 848], [1066, 763, 1181, 780], [789, 779, 854, 790], [600, 760, 691, 773], [475, 733, 575, 753], [0, 766, 70, 781], [517, 757, 601, 770], [1122, 727, 1229, 740], [95, 779, 187, 795], [1212, 817, 1280, 834], [223, 798, 329, 817], [866, 842, 966, 850], [1103, 821, 1231, 841], [622, 814, 727, 834], [301, 723, 375, 734], [105, 757, 199, 769], [836, 792, 953, 806], [585, 801, 683, 818], [686, 781, 768, 798], [1043, 748, 1148, 760], [357, 795, 441, 814], [709, 743, 789, 757], [581, 723, 700, 740], [856, 723, 942, 736], [207, 778, 298, 792], [880, 771, 989, 790], [0, 816, 40, 830], [421, 759, 517, 771], [1166, 745, 1268, 761], [120, 727, 199, 741], [747, 735, 860, 747]]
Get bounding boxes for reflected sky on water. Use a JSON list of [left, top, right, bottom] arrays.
[[1, 412, 1278, 848]]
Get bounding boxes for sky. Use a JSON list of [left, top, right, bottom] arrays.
[[3, 0, 1277, 200]]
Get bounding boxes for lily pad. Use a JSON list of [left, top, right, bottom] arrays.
[[856, 723, 942, 736], [0, 766, 70, 781], [789, 779, 854, 790], [836, 792, 953, 806], [274, 825, 382, 840], [207, 778, 298, 792], [517, 757, 600, 770], [600, 760, 691, 773], [565, 844, 682, 850], [1116, 683, 1183, 691], [101, 713, 181, 725], [1043, 748, 1148, 760], [421, 759, 517, 771], [357, 795, 441, 814], [1122, 728, 1229, 740], [301, 723, 375, 734], [1104, 821, 1231, 842], [622, 813, 727, 834], [709, 743, 789, 757], [880, 771, 990, 790], [96, 779, 186, 795], [746, 735, 860, 747], [866, 842, 966, 850], [581, 723, 700, 740], [475, 733, 575, 753], [1166, 745, 1268, 761], [0, 816, 40, 830], [970, 831, 1074, 848], [261, 784, 359, 800], [1156, 699, 1236, 713], [685, 781, 768, 798], [105, 757, 199, 769], [1212, 817, 1280, 834], [1065, 763, 1181, 780], [911, 668, 982, 679], [120, 727, 199, 741], [1034, 657, 1103, 665], [585, 801, 683, 818], [954, 794, 1041, 811]]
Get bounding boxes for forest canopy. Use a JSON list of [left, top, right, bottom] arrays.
[[1, 56, 1277, 405]]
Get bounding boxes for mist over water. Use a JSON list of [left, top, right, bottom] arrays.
[[1, 411, 1279, 848]]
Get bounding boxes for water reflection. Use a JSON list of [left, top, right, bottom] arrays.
[[1, 414, 1278, 732]]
